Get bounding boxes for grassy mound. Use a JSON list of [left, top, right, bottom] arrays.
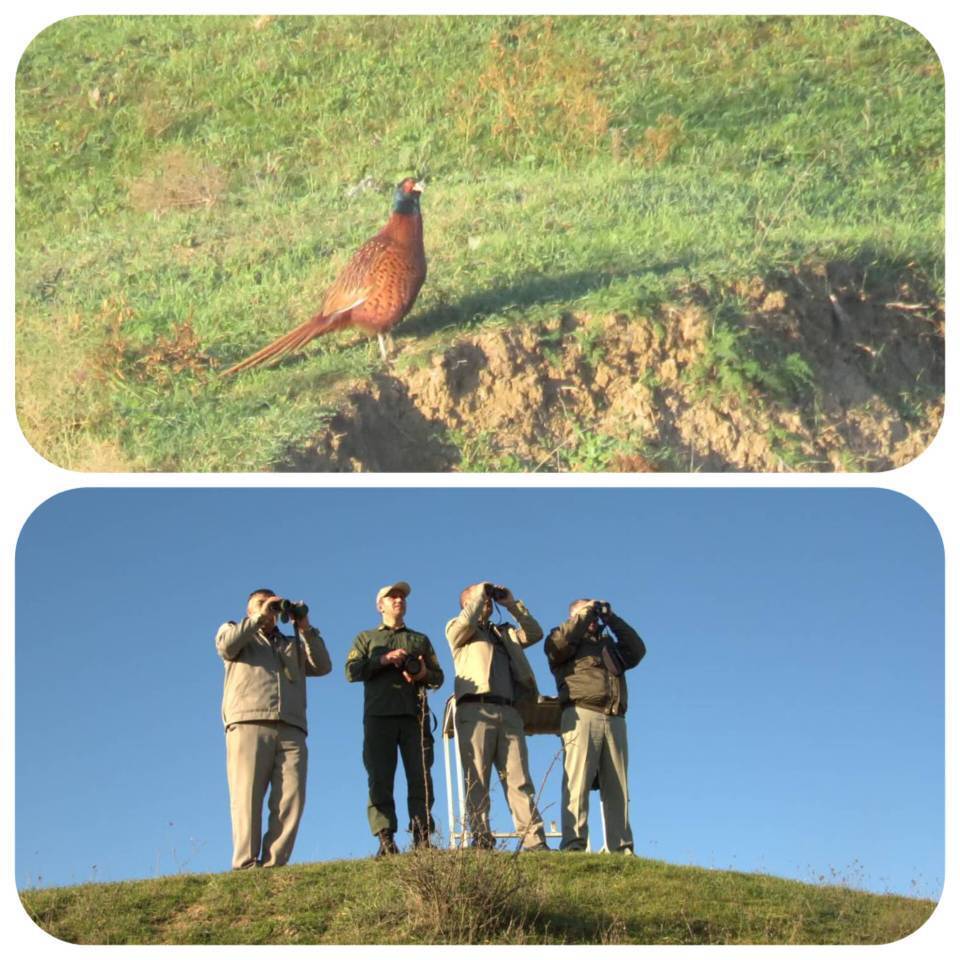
[[20, 849, 937, 945]]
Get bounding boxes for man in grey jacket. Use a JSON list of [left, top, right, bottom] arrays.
[[215, 588, 332, 869], [446, 582, 550, 851]]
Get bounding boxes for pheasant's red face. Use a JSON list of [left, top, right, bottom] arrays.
[[392, 178, 424, 215]]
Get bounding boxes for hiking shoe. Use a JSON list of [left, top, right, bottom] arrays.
[[375, 830, 399, 857], [470, 832, 496, 850], [412, 829, 431, 850], [411, 819, 432, 849], [520, 842, 553, 853]]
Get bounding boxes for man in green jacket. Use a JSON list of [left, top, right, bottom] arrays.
[[446, 581, 550, 851], [545, 599, 646, 854], [215, 589, 332, 870], [345, 581, 444, 856]]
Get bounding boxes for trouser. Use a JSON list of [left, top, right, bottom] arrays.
[[455, 700, 546, 848], [225, 720, 308, 869], [363, 713, 435, 837], [560, 705, 633, 853]]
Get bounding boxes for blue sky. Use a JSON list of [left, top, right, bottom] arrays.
[[14, 487, 943, 900]]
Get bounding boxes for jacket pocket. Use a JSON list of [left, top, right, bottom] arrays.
[[564, 656, 603, 705]]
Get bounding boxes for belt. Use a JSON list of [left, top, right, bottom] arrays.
[[459, 694, 512, 707]]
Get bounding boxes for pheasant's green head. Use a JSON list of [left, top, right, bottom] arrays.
[[392, 177, 424, 215]]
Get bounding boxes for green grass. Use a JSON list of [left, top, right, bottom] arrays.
[[15, 15, 944, 470], [19, 849, 936, 945]]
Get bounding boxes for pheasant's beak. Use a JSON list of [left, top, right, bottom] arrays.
[[412, 180, 425, 193]]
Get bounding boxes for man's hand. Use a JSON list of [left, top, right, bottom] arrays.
[[492, 584, 515, 605], [402, 655, 428, 684], [255, 594, 283, 624], [292, 601, 312, 633], [572, 600, 595, 621], [380, 648, 408, 668]]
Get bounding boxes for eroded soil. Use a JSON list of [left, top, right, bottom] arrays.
[[282, 266, 943, 472]]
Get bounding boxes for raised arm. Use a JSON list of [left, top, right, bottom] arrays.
[[215, 617, 259, 661], [607, 612, 646, 669], [503, 597, 543, 648], [545, 607, 592, 666], [446, 584, 485, 651], [299, 625, 333, 676]]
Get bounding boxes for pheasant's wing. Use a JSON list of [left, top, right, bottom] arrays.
[[320, 235, 393, 320]]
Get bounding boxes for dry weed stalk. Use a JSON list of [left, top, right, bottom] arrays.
[[393, 844, 539, 943]]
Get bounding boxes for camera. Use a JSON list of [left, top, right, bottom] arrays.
[[268, 598, 309, 623], [402, 654, 422, 675]]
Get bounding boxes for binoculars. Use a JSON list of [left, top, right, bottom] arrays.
[[590, 601, 611, 620], [267, 598, 309, 623], [484, 583, 509, 601]]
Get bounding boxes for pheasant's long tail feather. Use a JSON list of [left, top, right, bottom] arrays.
[[220, 314, 335, 377]]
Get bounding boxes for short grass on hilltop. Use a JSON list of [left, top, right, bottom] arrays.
[[15, 15, 944, 471], [19, 849, 937, 945]]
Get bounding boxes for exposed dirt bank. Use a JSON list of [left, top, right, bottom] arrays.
[[282, 267, 943, 472]]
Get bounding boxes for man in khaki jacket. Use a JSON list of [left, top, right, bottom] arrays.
[[446, 582, 550, 851], [545, 599, 646, 854], [215, 589, 332, 869]]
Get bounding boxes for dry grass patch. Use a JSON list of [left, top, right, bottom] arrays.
[[457, 18, 611, 160], [131, 320, 214, 385], [128, 147, 226, 215]]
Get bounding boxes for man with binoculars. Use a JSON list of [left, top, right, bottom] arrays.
[[446, 581, 550, 851], [215, 589, 332, 869], [545, 599, 646, 854], [345, 581, 444, 856]]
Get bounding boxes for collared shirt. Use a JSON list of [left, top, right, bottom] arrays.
[[344, 622, 444, 718]]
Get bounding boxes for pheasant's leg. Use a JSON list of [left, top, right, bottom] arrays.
[[377, 332, 389, 362]]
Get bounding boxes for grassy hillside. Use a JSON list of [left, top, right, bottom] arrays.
[[19, 848, 936, 945], [15, 15, 944, 471]]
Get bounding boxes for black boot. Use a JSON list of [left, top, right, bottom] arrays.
[[376, 829, 399, 857], [470, 831, 496, 850], [411, 819, 431, 850]]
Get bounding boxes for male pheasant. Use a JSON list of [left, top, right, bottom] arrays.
[[221, 177, 426, 375]]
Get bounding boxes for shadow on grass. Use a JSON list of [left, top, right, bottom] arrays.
[[229, 260, 689, 377], [405, 260, 691, 338]]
